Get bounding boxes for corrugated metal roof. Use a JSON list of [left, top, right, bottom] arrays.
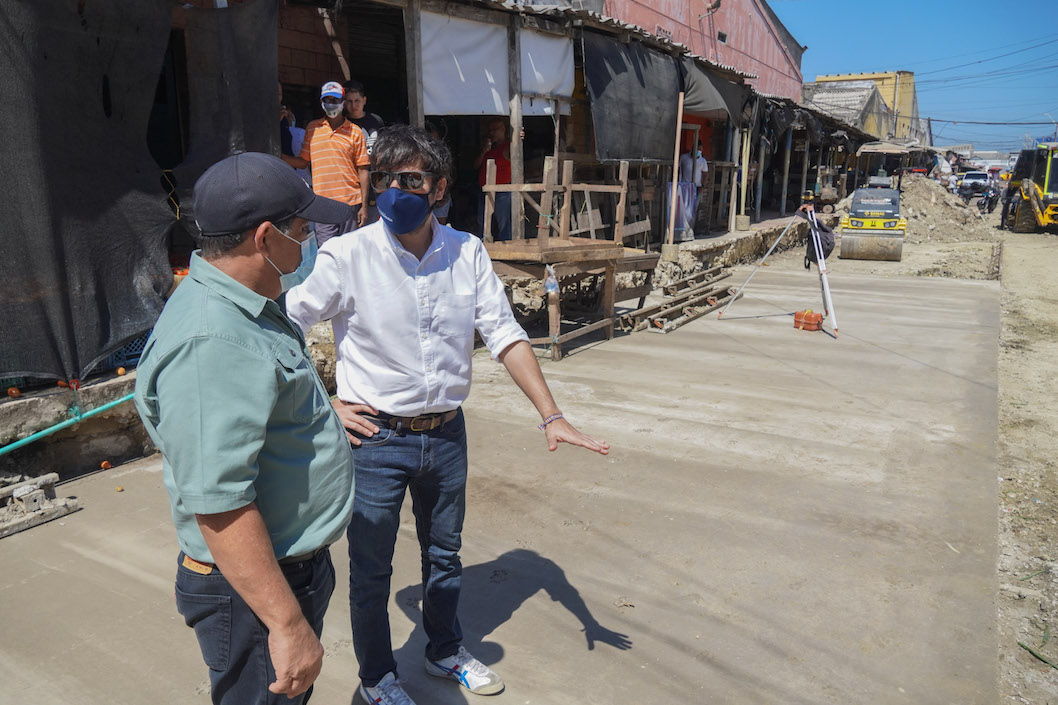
[[801, 81, 879, 125], [472, 1, 756, 81]]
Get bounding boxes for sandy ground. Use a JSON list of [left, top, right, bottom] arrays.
[[759, 176, 1058, 702], [0, 175, 1054, 702]]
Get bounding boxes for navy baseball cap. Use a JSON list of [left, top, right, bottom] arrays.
[[192, 152, 352, 236]]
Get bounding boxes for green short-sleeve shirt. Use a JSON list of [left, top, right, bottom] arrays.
[[134, 253, 354, 563]]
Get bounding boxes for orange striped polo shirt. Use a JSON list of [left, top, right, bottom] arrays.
[[299, 118, 371, 206]]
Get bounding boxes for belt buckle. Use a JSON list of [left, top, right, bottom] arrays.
[[409, 415, 435, 432]]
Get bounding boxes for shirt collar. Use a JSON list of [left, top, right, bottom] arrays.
[[383, 216, 447, 262], [188, 251, 271, 318]]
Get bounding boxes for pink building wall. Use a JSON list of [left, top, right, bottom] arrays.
[[601, 0, 803, 100]]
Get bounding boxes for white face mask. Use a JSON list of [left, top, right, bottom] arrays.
[[322, 101, 343, 118]]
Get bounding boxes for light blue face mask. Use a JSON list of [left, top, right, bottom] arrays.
[[265, 225, 318, 292]]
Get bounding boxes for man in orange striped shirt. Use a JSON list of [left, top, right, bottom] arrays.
[[283, 82, 370, 245]]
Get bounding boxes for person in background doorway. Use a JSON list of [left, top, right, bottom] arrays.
[[679, 140, 709, 189], [344, 80, 385, 225], [425, 121, 451, 225], [343, 80, 385, 155], [286, 125, 609, 705], [282, 81, 369, 246], [134, 152, 356, 705], [473, 118, 512, 241]]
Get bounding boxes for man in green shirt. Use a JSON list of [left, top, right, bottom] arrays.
[[134, 152, 356, 704]]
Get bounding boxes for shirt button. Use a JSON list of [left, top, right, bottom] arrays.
[[420, 332, 428, 340]]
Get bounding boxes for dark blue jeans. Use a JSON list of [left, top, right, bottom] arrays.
[[174, 549, 336, 705], [348, 409, 468, 686]]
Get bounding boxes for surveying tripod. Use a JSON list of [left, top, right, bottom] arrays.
[[718, 191, 839, 337]]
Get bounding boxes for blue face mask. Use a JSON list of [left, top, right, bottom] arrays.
[[377, 187, 432, 235], [265, 225, 318, 292]]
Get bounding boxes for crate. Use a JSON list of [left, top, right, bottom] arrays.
[[104, 331, 151, 369]]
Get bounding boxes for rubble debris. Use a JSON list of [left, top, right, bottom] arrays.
[[0, 473, 82, 539]]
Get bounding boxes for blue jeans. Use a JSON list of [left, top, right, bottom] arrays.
[[174, 549, 336, 705], [478, 191, 512, 240], [348, 409, 468, 686]]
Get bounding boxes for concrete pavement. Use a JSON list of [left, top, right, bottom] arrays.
[[0, 268, 999, 704]]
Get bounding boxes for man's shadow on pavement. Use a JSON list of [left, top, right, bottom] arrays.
[[387, 548, 632, 701]]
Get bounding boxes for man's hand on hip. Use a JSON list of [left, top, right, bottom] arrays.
[[544, 417, 609, 455], [332, 399, 380, 445], [356, 206, 367, 227], [267, 618, 324, 697]]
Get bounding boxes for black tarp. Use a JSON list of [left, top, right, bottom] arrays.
[[0, 0, 174, 382], [678, 57, 751, 124], [173, 0, 279, 231], [581, 31, 680, 163]]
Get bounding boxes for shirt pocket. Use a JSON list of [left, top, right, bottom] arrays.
[[274, 343, 330, 425], [437, 293, 475, 339]]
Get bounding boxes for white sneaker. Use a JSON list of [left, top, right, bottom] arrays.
[[425, 645, 504, 695], [359, 672, 417, 705]]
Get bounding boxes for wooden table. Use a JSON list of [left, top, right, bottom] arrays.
[[491, 245, 659, 361]]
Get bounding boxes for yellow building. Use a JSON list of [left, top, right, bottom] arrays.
[[814, 71, 926, 144]]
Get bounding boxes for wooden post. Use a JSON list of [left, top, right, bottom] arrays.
[[536, 156, 557, 241], [614, 160, 629, 243], [815, 145, 824, 194], [553, 99, 561, 163], [800, 137, 810, 199], [548, 289, 562, 361], [507, 17, 524, 239], [728, 161, 738, 231], [780, 129, 792, 216], [403, 0, 424, 127], [666, 92, 686, 246], [738, 127, 751, 216], [853, 153, 859, 190], [559, 160, 573, 239], [754, 133, 765, 222], [602, 263, 616, 340], [483, 159, 496, 242]]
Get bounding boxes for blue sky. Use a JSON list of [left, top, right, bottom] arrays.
[[769, 0, 1058, 152]]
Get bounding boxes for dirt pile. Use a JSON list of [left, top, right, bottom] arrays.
[[836, 174, 1000, 245]]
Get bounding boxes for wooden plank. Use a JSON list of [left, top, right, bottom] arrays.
[[547, 289, 561, 360], [555, 317, 613, 345], [508, 17, 524, 240], [484, 159, 496, 242], [567, 184, 625, 193], [614, 161, 628, 243], [482, 183, 551, 193], [559, 160, 573, 239], [621, 219, 651, 237], [616, 284, 652, 303], [485, 241, 621, 264], [0, 499, 82, 540], [492, 261, 544, 279], [602, 264, 616, 340], [537, 156, 557, 241], [403, 0, 424, 127]]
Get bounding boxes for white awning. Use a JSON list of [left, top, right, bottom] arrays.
[[421, 12, 574, 116], [422, 11, 508, 115]]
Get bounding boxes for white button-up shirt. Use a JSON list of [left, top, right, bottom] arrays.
[[286, 218, 529, 416]]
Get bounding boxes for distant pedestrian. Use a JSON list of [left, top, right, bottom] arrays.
[[283, 81, 370, 245], [135, 152, 356, 705], [473, 118, 512, 240]]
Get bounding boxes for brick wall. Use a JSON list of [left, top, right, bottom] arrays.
[[172, 1, 347, 90]]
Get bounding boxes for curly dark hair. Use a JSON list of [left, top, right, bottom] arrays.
[[372, 124, 453, 206]]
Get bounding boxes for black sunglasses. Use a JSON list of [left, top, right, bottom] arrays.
[[370, 170, 435, 192]]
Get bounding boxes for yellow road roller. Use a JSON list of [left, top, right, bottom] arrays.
[[838, 187, 907, 261]]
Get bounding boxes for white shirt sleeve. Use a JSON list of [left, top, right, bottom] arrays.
[[285, 246, 348, 334], [470, 239, 530, 360]]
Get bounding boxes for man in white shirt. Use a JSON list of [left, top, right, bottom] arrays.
[[286, 125, 608, 705]]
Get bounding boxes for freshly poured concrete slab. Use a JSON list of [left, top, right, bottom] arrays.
[[0, 268, 999, 705]]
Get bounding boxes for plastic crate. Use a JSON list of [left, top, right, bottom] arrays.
[[105, 331, 151, 369]]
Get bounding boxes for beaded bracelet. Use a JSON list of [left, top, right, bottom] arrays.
[[538, 413, 564, 431]]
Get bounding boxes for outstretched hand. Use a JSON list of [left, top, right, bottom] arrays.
[[582, 624, 633, 651], [544, 418, 609, 455]]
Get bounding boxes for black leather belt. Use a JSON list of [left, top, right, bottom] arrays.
[[277, 545, 330, 566], [366, 409, 459, 433]]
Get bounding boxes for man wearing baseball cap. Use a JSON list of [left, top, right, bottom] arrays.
[[134, 152, 357, 704], [283, 81, 370, 245]]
